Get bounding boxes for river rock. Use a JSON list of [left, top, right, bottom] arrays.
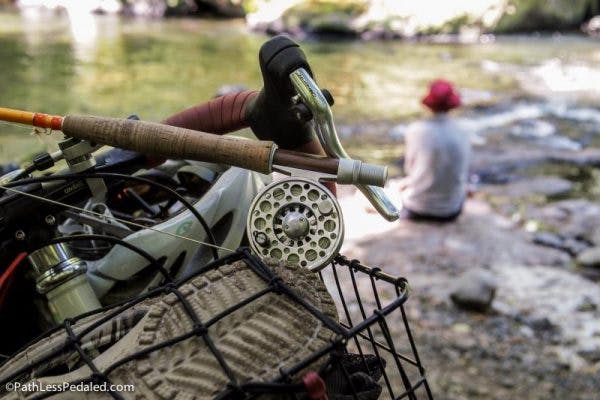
[[577, 348, 600, 363], [524, 317, 559, 336], [525, 200, 600, 246], [533, 232, 590, 256], [450, 269, 497, 312], [481, 176, 573, 199], [582, 15, 600, 36], [576, 296, 598, 312], [576, 247, 600, 268], [550, 149, 600, 168]]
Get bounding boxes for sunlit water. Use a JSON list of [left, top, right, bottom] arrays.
[[0, 10, 599, 163]]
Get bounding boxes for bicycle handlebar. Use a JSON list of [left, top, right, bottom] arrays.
[[162, 36, 316, 150], [62, 115, 386, 186], [159, 35, 399, 220], [163, 90, 257, 134], [0, 107, 386, 186]]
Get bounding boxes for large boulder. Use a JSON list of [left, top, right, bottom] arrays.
[[121, 0, 245, 17], [582, 15, 600, 36], [194, 0, 245, 17], [248, 0, 367, 36], [494, 0, 599, 32], [247, 0, 506, 38], [247, 0, 599, 37]]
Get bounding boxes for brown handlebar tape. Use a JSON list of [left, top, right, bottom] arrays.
[[62, 115, 275, 174], [162, 90, 258, 134]]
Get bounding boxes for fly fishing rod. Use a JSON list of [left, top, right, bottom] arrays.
[[0, 107, 386, 187]]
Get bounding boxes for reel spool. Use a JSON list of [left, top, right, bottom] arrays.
[[247, 177, 344, 271]]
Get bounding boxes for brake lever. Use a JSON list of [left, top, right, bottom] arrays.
[[289, 68, 400, 221]]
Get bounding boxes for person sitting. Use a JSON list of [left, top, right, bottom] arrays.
[[398, 79, 471, 222]]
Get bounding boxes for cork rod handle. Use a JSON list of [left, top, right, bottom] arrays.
[[61, 115, 275, 174]]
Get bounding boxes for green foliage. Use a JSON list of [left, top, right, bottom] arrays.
[[295, 0, 368, 16], [419, 14, 475, 35], [241, 0, 258, 13]]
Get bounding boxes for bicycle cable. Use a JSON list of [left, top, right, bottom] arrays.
[[0, 184, 235, 254]]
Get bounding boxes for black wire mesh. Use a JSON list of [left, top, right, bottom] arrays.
[[0, 249, 431, 400], [320, 256, 433, 400]]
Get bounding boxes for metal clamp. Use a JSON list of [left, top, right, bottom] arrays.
[[58, 137, 106, 200], [28, 243, 88, 293], [289, 68, 399, 221]]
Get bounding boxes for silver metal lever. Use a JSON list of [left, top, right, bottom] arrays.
[[289, 68, 400, 221]]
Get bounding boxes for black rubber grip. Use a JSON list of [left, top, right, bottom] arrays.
[[245, 35, 317, 150]]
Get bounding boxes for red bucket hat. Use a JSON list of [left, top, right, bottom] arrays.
[[422, 79, 461, 112]]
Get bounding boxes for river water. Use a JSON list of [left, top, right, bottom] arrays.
[[0, 10, 599, 164]]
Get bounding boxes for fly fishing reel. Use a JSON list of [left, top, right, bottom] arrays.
[[247, 177, 344, 271]]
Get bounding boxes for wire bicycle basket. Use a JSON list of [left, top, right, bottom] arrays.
[[0, 249, 432, 400], [318, 256, 432, 400]]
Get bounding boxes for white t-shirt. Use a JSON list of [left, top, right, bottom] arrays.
[[401, 115, 471, 217]]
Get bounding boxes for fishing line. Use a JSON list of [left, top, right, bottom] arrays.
[[0, 120, 44, 133], [0, 185, 236, 254]]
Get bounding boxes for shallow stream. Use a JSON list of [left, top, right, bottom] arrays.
[[0, 10, 599, 201]]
